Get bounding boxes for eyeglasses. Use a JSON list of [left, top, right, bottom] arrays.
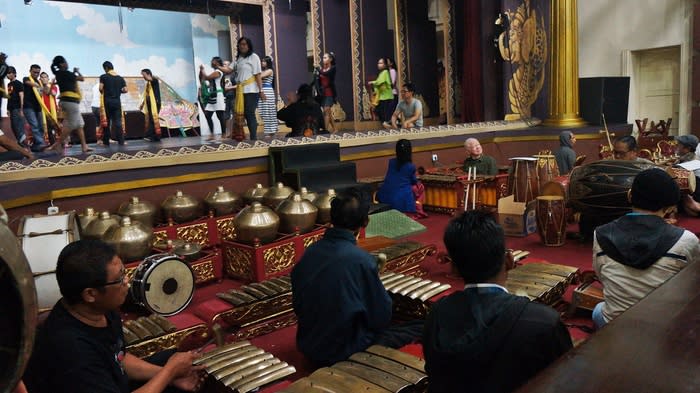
[[102, 268, 128, 287]]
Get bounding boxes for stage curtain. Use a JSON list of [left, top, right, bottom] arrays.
[[461, 0, 484, 122]]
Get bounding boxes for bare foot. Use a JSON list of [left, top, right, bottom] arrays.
[[82, 146, 94, 153]]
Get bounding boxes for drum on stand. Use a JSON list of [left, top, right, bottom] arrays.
[[130, 253, 195, 316], [508, 157, 539, 203], [666, 167, 696, 195], [1, 218, 38, 392], [17, 212, 80, 311], [535, 196, 566, 247], [533, 154, 560, 192]]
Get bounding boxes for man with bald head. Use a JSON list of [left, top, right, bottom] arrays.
[[462, 138, 497, 176]]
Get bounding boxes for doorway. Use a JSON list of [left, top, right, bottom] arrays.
[[630, 46, 680, 135]]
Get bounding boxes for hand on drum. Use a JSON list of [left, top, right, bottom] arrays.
[[166, 351, 206, 391]]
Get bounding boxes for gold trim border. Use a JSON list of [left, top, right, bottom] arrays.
[[349, 0, 362, 125], [443, 0, 457, 123]]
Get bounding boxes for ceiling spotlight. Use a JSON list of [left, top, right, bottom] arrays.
[[24, 0, 33, 5]]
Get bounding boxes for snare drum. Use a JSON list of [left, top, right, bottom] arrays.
[[17, 212, 79, 311], [508, 157, 539, 203], [130, 254, 195, 316]]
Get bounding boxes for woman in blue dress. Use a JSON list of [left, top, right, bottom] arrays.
[[377, 139, 427, 217]]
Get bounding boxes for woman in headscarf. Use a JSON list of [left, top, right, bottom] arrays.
[[554, 131, 576, 175]]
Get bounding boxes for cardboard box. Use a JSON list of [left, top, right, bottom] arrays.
[[497, 195, 537, 237]]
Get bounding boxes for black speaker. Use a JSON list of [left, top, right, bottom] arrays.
[[579, 77, 630, 125]]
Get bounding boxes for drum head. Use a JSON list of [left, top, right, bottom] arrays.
[[140, 257, 194, 316], [0, 222, 38, 392]]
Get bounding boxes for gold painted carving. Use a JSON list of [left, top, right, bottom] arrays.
[[214, 293, 293, 327], [224, 247, 254, 280], [309, 0, 322, 62], [229, 312, 297, 341], [126, 324, 209, 359], [153, 230, 168, 245], [443, 0, 457, 123], [263, 243, 296, 274], [176, 223, 209, 247], [191, 259, 216, 284], [126, 266, 137, 283], [303, 233, 323, 249], [349, 0, 362, 123], [216, 217, 236, 242]]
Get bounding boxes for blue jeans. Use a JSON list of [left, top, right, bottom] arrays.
[[592, 301, 607, 329], [10, 108, 26, 144], [23, 108, 46, 150]]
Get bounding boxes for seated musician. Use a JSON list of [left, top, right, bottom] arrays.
[[277, 83, 326, 137], [462, 137, 497, 176], [377, 138, 427, 218], [592, 169, 700, 329], [613, 135, 653, 163], [423, 210, 573, 393], [554, 130, 576, 174], [291, 188, 423, 366], [383, 82, 423, 129], [674, 135, 700, 215], [23, 240, 205, 393]]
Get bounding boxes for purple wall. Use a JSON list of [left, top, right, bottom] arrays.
[[322, 0, 354, 121], [361, 0, 394, 92], [274, 2, 309, 99], [239, 6, 264, 60], [405, 0, 439, 118]]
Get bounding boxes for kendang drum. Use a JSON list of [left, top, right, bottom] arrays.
[[508, 157, 539, 202], [17, 212, 80, 311], [535, 196, 566, 247], [533, 154, 560, 189], [0, 217, 38, 393], [130, 254, 195, 316], [569, 160, 660, 216], [540, 175, 570, 200], [666, 167, 696, 195]]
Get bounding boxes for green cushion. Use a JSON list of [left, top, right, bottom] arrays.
[[365, 209, 426, 239]]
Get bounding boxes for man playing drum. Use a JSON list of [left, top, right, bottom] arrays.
[[462, 137, 498, 176], [291, 188, 423, 366], [592, 169, 700, 329], [423, 210, 572, 393], [23, 240, 205, 393], [612, 135, 653, 163], [675, 134, 700, 216]]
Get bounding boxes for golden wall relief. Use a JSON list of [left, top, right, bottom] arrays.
[[498, 0, 547, 120]]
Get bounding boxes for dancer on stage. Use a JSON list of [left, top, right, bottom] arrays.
[[199, 57, 226, 140], [313, 52, 337, 133], [369, 58, 393, 124], [140, 68, 161, 142], [39, 71, 59, 146], [99, 61, 128, 146], [226, 37, 264, 140], [6, 66, 27, 147], [50, 56, 91, 153], [23, 64, 49, 151], [259, 56, 278, 137]]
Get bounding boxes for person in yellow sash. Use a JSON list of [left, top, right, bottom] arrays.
[[22, 64, 48, 152], [99, 61, 127, 146], [50, 55, 92, 153], [40, 72, 59, 146], [220, 37, 264, 141], [0, 53, 8, 114], [139, 68, 161, 142]]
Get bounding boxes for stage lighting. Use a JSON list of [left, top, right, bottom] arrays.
[[24, 0, 33, 4]]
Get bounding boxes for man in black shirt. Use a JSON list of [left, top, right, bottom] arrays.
[[51, 55, 92, 153], [277, 84, 325, 138], [423, 210, 572, 393], [23, 240, 204, 393], [6, 66, 27, 145], [23, 64, 47, 151], [99, 61, 128, 146], [139, 68, 161, 142]]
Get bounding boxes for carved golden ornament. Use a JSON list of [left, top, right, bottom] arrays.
[[176, 223, 209, 247], [153, 230, 168, 245], [229, 312, 297, 342], [349, 0, 362, 122], [224, 247, 254, 280], [214, 293, 293, 327], [263, 243, 296, 274], [216, 217, 236, 242], [331, 102, 347, 122], [303, 233, 323, 249], [361, 85, 372, 121], [126, 324, 209, 359], [190, 259, 216, 284], [126, 266, 137, 283], [498, 0, 547, 119], [382, 245, 437, 274]]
